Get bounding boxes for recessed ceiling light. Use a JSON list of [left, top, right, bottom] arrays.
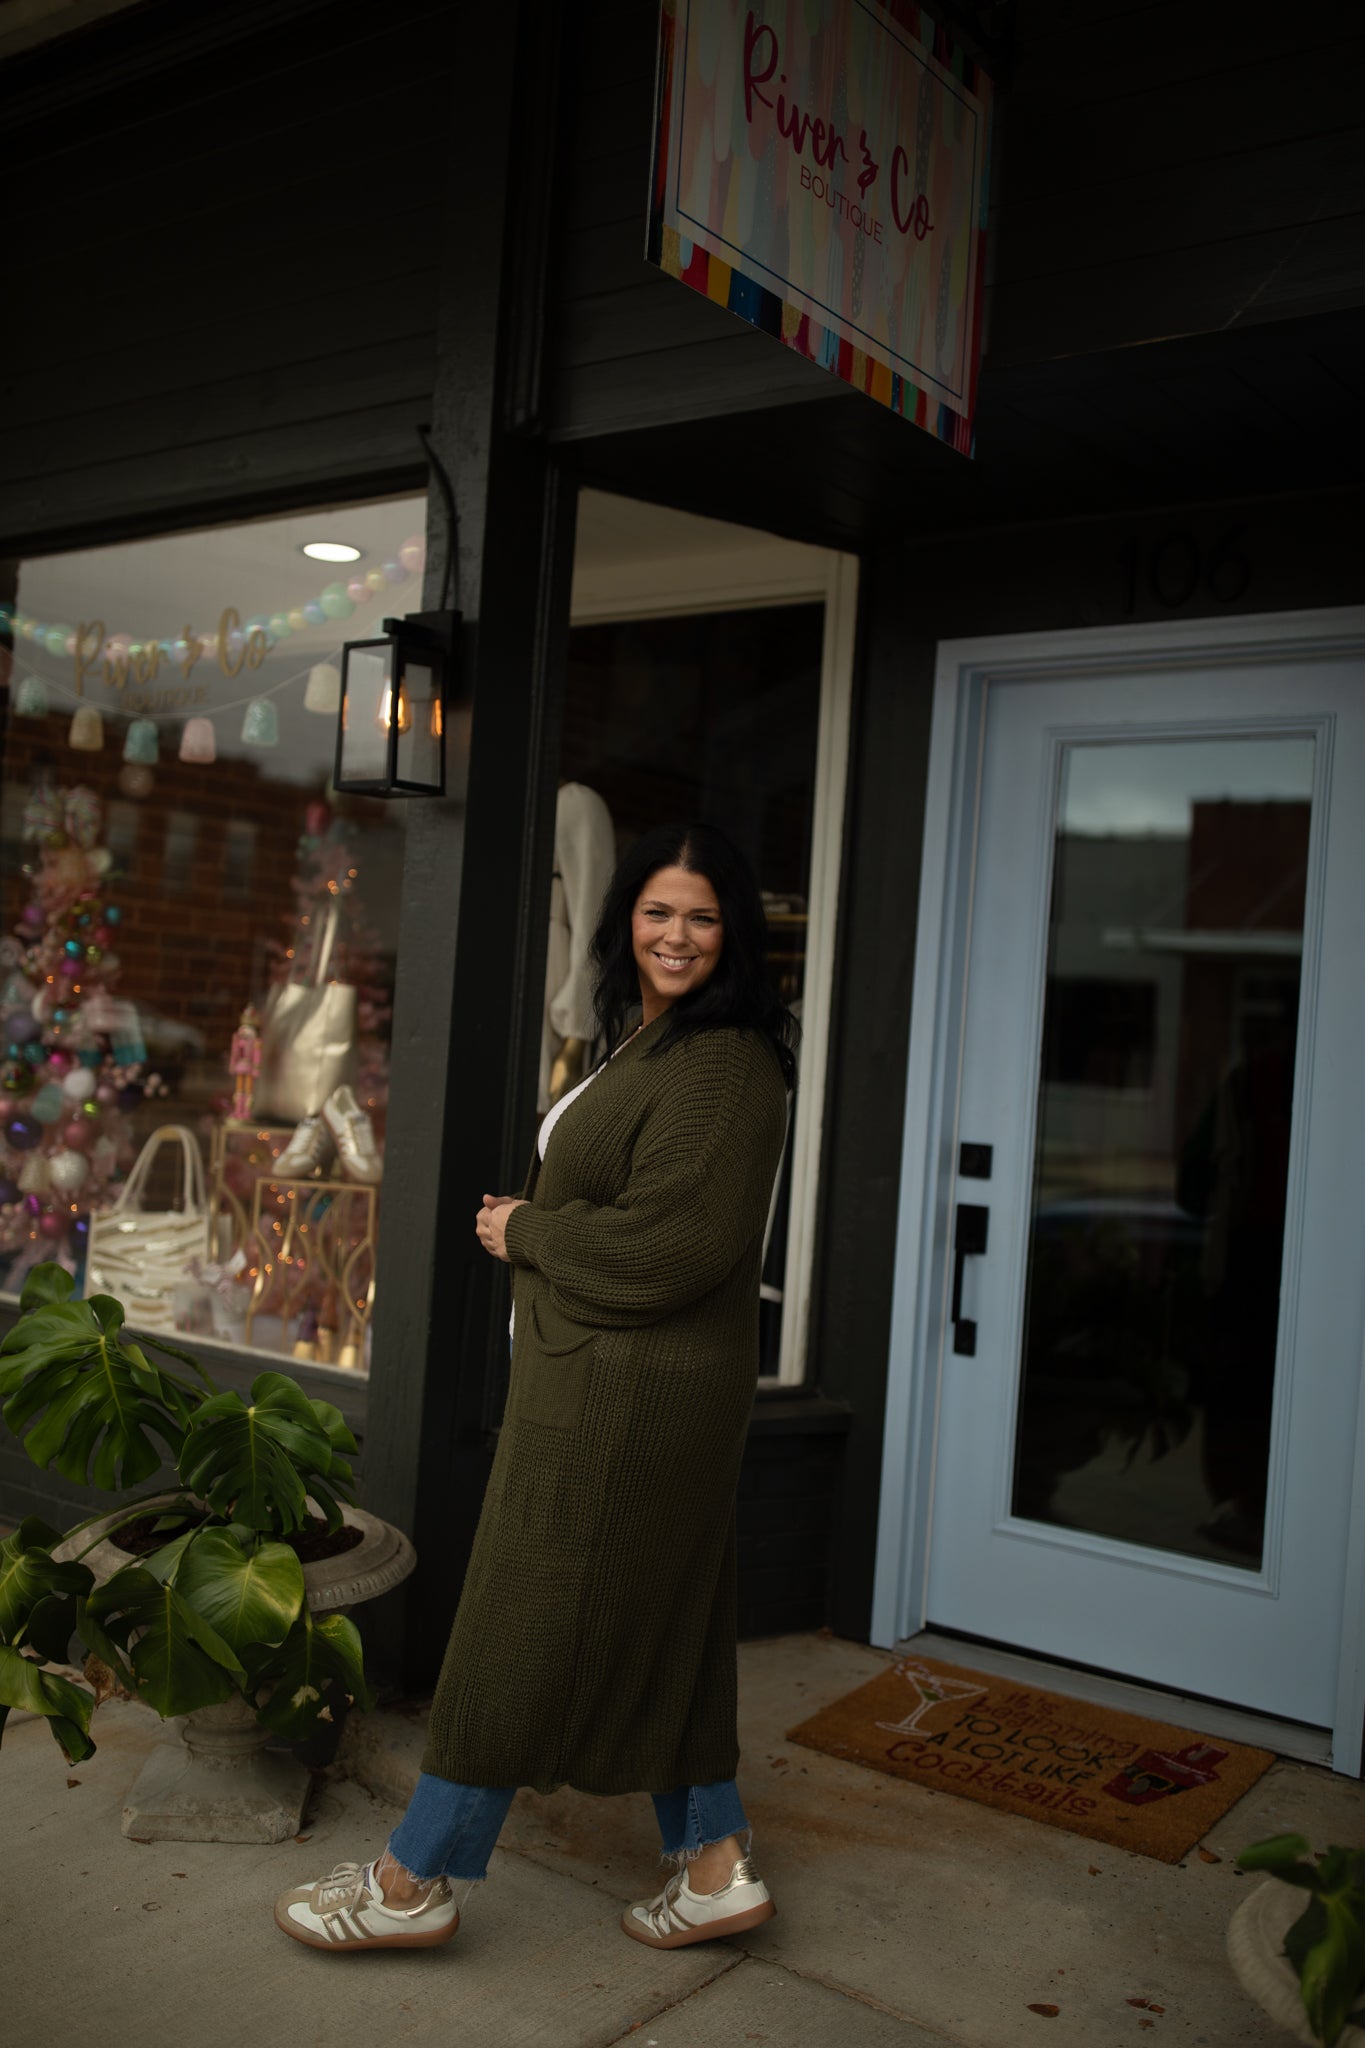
[[301, 541, 363, 563]]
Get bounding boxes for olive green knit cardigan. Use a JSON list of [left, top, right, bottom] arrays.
[[422, 1016, 789, 1796]]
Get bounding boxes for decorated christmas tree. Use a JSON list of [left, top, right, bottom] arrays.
[[0, 786, 156, 1289], [266, 798, 392, 1126]]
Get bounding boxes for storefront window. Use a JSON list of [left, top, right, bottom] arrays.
[[0, 494, 428, 1375]]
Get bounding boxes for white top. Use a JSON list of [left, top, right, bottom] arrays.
[[536, 1062, 599, 1160], [510, 1027, 641, 1339]]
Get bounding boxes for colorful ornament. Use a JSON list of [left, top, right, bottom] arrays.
[[5, 1117, 39, 1151], [31, 1083, 65, 1124], [61, 1118, 92, 1150], [38, 1211, 67, 1240], [241, 698, 279, 746], [49, 1150, 90, 1196], [5, 1012, 38, 1045], [179, 718, 216, 763], [61, 1066, 96, 1102], [68, 705, 104, 751], [123, 718, 159, 765], [18, 1155, 51, 1195], [304, 662, 341, 714], [14, 674, 49, 716], [0, 1179, 18, 1206]]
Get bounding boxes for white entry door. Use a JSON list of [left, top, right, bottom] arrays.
[[915, 641, 1365, 1735]]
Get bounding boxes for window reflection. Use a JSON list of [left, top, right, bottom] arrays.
[[1014, 738, 1314, 1567]]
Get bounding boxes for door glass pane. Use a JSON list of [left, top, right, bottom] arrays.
[[1013, 736, 1315, 1568]]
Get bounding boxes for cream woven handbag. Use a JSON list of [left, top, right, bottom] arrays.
[[86, 1124, 212, 1330], [257, 897, 359, 1121]]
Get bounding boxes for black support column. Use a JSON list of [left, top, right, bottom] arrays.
[[361, 4, 575, 1687]]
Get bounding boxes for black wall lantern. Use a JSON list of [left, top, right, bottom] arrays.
[[334, 608, 460, 797]]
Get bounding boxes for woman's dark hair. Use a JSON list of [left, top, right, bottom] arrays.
[[590, 821, 799, 1088]]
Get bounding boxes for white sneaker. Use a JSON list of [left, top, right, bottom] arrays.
[[323, 1085, 383, 1183], [275, 1113, 336, 1179], [621, 1855, 776, 1948], [274, 1859, 458, 1952]]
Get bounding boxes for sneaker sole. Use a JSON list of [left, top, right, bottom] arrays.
[[619, 1897, 776, 1949], [273, 1903, 459, 1952]]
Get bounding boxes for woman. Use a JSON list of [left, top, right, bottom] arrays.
[[275, 822, 795, 1954]]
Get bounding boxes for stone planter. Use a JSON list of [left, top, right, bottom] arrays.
[[55, 1498, 415, 1845], [1228, 1879, 1365, 2047]]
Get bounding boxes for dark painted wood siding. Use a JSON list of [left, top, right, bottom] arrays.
[[0, 0, 452, 554], [990, 0, 1365, 360]]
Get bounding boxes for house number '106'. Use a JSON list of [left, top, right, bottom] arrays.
[[1120, 530, 1251, 613]]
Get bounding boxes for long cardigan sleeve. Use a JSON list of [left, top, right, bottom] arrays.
[[503, 1026, 786, 1328]]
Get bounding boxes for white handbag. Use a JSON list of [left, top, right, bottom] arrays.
[[86, 1124, 212, 1331], [256, 897, 358, 1121]]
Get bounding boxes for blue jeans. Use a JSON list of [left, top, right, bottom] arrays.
[[388, 1771, 750, 1883]]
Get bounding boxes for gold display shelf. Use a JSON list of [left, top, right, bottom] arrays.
[[245, 1171, 377, 1364], [209, 1122, 377, 1367]]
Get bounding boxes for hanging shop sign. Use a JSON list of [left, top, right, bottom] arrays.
[[648, 0, 993, 454]]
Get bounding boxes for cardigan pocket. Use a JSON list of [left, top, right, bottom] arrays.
[[511, 1290, 597, 1433]]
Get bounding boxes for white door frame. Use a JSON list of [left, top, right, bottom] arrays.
[[871, 605, 1365, 1774]]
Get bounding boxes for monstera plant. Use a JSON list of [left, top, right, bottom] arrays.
[[1234, 1836, 1365, 2047], [0, 1262, 372, 1766]]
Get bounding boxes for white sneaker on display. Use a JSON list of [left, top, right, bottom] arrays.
[[323, 1085, 383, 1183], [274, 1113, 336, 1179], [620, 1855, 777, 1948]]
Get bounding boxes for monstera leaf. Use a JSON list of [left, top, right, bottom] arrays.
[[0, 1518, 92, 1641], [0, 1645, 95, 1763], [245, 1606, 372, 1739], [85, 1565, 245, 1718], [173, 1528, 305, 1658], [1240, 1836, 1365, 2046], [177, 1373, 357, 1534], [0, 1265, 209, 1490], [0, 1516, 94, 1673]]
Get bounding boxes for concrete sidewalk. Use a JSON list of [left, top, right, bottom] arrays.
[[6, 1633, 1362, 2048]]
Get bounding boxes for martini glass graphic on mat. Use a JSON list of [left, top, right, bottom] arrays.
[[875, 1661, 986, 1738]]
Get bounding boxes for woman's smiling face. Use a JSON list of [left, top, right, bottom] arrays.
[[632, 864, 724, 1021]]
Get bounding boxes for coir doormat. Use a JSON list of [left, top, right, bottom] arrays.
[[787, 1654, 1274, 1863]]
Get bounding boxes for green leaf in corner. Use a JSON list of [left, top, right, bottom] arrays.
[[0, 1521, 93, 1644], [1300, 1892, 1365, 2048], [0, 1644, 95, 1763], [1239, 1834, 1319, 1887]]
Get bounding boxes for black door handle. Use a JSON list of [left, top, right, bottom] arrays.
[[951, 1203, 989, 1356]]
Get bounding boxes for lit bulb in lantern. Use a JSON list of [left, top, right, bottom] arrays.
[[377, 681, 412, 734]]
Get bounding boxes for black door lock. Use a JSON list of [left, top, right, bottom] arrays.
[[951, 1202, 989, 1356]]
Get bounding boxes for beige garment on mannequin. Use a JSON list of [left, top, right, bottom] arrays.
[[539, 781, 616, 1112]]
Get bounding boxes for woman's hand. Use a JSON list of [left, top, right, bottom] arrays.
[[476, 1194, 526, 1262]]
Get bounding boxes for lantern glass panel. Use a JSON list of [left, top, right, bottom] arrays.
[[340, 642, 394, 787], [394, 655, 442, 791]]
